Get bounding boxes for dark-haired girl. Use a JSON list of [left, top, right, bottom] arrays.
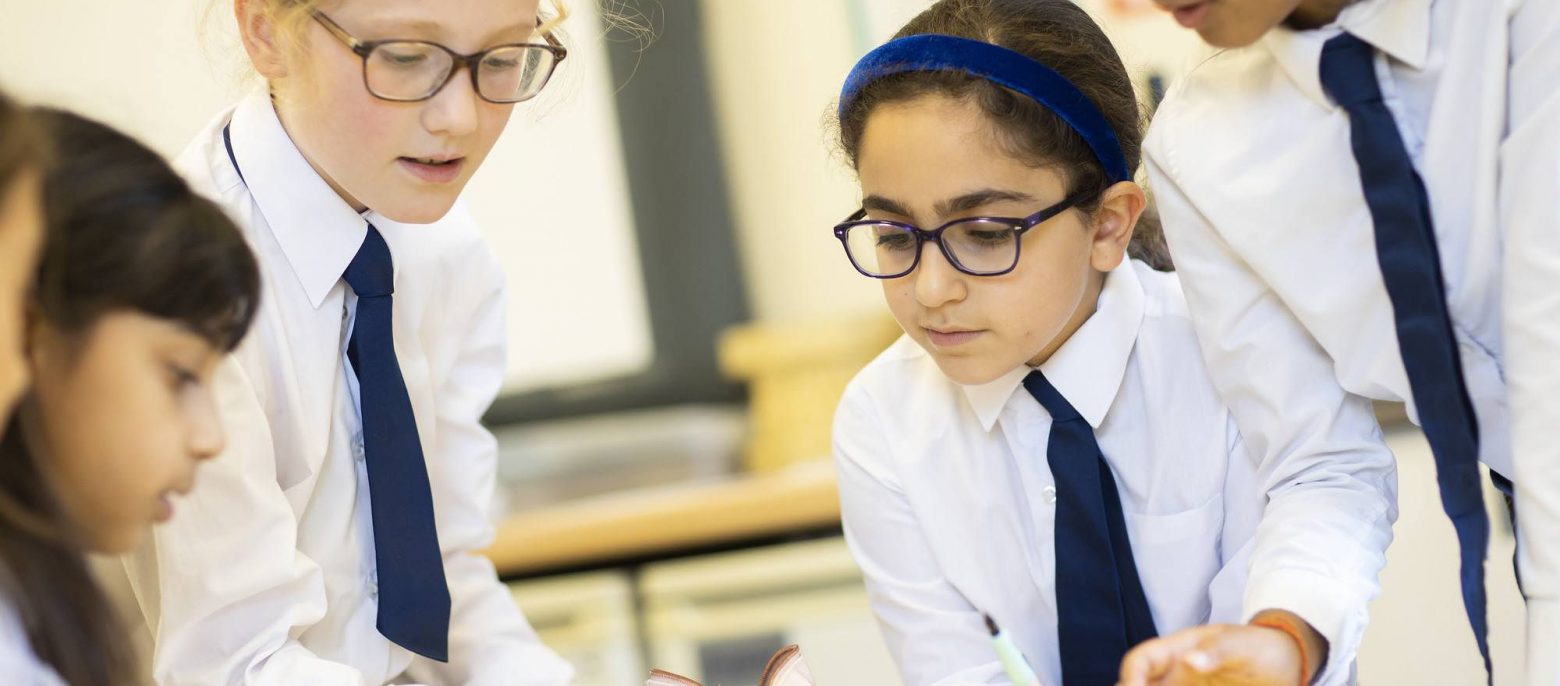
[[0, 108, 260, 686], [827, 1, 1395, 684]]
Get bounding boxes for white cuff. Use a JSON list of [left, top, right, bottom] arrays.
[[1244, 568, 1368, 686]]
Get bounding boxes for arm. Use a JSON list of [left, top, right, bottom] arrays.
[[1499, 1, 1560, 683], [832, 383, 1005, 686], [122, 356, 369, 686], [403, 245, 573, 686], [1140, 143, 1398, 685]]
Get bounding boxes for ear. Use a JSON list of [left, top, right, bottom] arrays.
[[1088, 180, 1146, 272], [21, 301, 52, 369], [235, 0, 289, 80]]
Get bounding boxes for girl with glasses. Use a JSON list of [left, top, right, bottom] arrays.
[[1, 107, 260, 686], [828, 1, 1395, 684], [122, 1, 574, 684]]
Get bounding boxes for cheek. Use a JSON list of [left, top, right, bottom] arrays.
[[880, 279, 921, 330], [39, 363, 182, 546], [293, 57, 411, 166], [996, 245, 1090, 346]]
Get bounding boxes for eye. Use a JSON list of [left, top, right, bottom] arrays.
[[482, 55, 522, 70], [966, 229, 1013, 244], [167, 364, 200, 390], [376, 45, 434, 68], [874, 229, 915, 250]]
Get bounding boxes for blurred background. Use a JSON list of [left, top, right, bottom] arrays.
[[0, 0, 1525, 683]]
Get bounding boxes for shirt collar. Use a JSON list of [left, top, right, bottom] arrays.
[[1260, 0, 1434, 109], [961, 259, 1147, 431], [228, 88, 369, 310]]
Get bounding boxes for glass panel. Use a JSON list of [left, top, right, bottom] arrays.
[[943, 219, 1020, 274], [366, 41, 453, 99]]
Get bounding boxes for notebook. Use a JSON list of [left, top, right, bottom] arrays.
[[646, 644, 814, 686]]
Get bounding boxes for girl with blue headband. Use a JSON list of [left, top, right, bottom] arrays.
[[829, 1, 1394, 684]]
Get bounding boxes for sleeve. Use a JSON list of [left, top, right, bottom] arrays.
[[831, 382, 1005, 686], [403, 245, 574, 686], [1143, 136, 1398, 685], [1498, 2, 1560, 683], [122, 356, 370, 686]]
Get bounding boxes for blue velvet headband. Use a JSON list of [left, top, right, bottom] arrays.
[[839, 34, 1131, 184]]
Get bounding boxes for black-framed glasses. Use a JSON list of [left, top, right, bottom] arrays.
[[832, 189, 1096, 279], [312, 11, 568, 104]]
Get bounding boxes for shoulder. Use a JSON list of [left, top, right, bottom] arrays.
[[1127, 260, 1229, 410], [837, 335, 956, 433], [171, 106, 243, 201], [1144, 44, 1303, 186]]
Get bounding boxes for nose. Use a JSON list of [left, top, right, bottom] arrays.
[[421, 66, 483, 138], [187, 387, 227, 462], [913, 241, 967, 308]]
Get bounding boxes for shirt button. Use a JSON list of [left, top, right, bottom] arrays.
[[352, 435, 365, 461], [1043, 486, 1058, 505], [367, 572, 379, 599]]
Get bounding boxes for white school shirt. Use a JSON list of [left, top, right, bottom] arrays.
[[122, 90, 573, 686], [832, 259, 1396, 686], [0, 588, 67, 686], [1142, 0, 1560, 681]]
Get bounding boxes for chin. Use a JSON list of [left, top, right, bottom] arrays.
[[928, 354, 1008, 387], [376, 198, 459, 225], [92, 527, 144, 556], [1197, 19, 1273, 48], [370, 184, 464, 225]]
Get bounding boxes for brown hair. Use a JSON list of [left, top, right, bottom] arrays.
[[0, 107, 262, 686], [836, 0, 1172, 270]]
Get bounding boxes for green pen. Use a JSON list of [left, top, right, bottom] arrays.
[[984, 613, 1044, 686]]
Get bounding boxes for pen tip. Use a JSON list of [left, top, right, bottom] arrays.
[[983, 613, 998, 636]]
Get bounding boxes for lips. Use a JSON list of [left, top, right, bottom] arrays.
[[397, 156, 466, 184], [924, 326, 984, 348], [1169, 1, 1212, 29]]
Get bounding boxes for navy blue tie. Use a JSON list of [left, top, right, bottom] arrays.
[[1320, 33, 1490, 675], [1023, 371, 1156, 686], [344, 225, 452, 662]]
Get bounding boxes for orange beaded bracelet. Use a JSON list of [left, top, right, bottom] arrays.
[[1250, 615, 1313, 686]]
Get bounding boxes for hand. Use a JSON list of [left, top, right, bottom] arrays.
[[1116, 610, 1326, 686]]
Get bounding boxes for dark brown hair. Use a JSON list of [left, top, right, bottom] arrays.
[[0, 108, 261, 686], [837, 0, 1172, 270]]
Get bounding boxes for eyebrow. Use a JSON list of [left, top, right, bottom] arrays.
[[861, 189, 1037, 220]]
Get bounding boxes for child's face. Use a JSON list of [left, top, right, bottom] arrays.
[[856, 95, 1118, 386], [256, 0, 540, 224], [0, 171, 44, 421], [1152, 0, 1306, 47], [24, 312, 226, 554]]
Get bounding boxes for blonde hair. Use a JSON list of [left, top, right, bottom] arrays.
[[213, 0, 574, 68]]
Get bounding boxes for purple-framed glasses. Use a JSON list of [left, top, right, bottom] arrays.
[[832, 188, 1096, 279]]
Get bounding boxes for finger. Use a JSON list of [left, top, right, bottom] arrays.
[[1119, 640, 1178, 686], [1120, 627, 1227, 685]]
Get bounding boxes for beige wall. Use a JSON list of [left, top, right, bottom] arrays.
[[698, 1, 891, 327]]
